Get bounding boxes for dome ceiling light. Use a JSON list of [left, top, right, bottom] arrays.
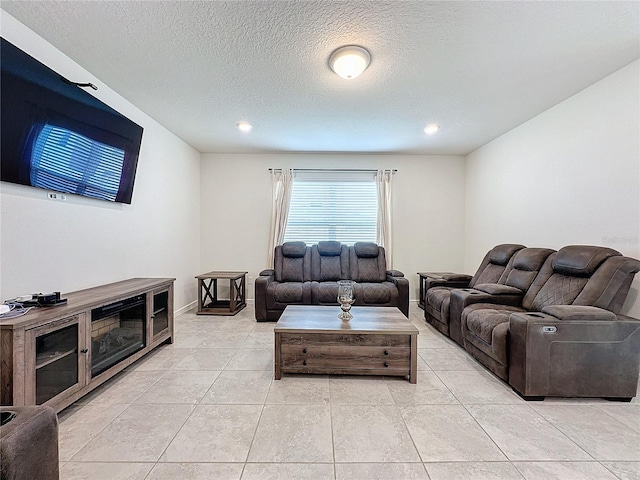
[[329, 45, 371, 80], [424, 123, 441, 135], [237, 121, 253, 132]]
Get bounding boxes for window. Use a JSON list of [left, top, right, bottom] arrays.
[[283, 171, 377, 245], [30, 124, 125, 201]]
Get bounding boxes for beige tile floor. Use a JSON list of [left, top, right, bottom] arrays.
[[58, 303, 640, 480]]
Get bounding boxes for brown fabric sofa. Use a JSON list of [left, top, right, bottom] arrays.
[[424, 243, 525, 341], [450, 245, 640, 400], [255, 241, 409, 321]]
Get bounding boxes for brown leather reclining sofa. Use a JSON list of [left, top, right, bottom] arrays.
[[255, 241, 409, 321], [423, 244, 640, 400]]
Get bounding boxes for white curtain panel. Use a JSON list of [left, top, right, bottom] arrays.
[[376, 169, 394, 268], [268, 168, 293, 267]]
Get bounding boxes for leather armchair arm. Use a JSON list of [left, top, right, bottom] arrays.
[[508, 310, 640, 398], [259, 269, 274, 277]]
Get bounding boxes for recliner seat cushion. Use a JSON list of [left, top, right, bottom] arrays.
[[317, 282, 339, 303], [463, 303, 525, 366], [273, 283, 304, 303], [360, 283, 392, 303]]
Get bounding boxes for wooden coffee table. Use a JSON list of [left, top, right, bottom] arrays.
[[274, 305, 419, 383]]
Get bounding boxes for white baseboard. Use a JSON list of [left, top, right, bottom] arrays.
[[175, 300, 197, 316]]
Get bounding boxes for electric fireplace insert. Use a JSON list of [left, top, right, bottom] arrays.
[[90, 294, 146, 377]]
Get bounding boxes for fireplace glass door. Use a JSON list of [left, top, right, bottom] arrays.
[[91, 295, 146, 377]]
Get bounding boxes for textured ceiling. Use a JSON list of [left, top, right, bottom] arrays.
[[2, 1, 639, 155]]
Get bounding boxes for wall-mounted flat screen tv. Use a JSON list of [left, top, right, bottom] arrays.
[[1, 38, 143, 204]]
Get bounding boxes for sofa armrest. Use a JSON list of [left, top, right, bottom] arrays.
[[475, 283, 523, 295], [386, 275, 409, 318], [508, 311, 640, 398], [387, 269, 404, 278], [255, 271, 275, 321], [448, 288, 524, 345], [541, 305, 617, 321], [441, 273, 473, 282]]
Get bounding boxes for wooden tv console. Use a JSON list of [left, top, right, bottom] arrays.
[[0, 278, 174, 413]]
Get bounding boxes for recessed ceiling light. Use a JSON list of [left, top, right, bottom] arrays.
[[329, 45, 371, 80], [424, 123, 440, 135], [237, 122, 252, 132]]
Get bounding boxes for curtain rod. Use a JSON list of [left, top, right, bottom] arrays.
[[268, 168, 397, 173]]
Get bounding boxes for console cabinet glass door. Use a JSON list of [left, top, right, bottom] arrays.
[[151, 290, 170, 339], [26, 314, 86, 405]]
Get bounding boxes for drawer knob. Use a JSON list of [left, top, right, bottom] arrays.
[[384, 362, 389, 368], [303, 360, 307, 366], [302, 348, 307, 354], [384, 350, 389, 356], [80, 349, 88, 354]]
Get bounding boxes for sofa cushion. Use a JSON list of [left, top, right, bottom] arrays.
[[318, 257, 342, 281], [273, 283, 304, 303], [317, 282, 339, 303], [463, 304, 524, 367], [531, 275, 589, 311], [473, 263, 507, 285], [317, 241, 342, 256], [281, 257, 304, 282], [354, 242, 379, 258], [359, 282, 393, 304], [282, 241, 307, 258], [489, 244, 526, 266], [553, 245, 620, 277]]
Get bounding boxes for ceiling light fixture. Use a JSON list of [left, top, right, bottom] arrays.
[[424, 123, 440, 135], [329, 45, 371, 80], [236, 121, 252, 132]]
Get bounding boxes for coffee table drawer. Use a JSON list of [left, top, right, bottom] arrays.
[[280, 345, 410, 373], [280, 333, 410, 348]]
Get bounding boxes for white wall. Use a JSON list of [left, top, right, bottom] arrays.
[[200, 153, 466, 301], [0, 13, 201, 311], [465, 60, 640, 317]]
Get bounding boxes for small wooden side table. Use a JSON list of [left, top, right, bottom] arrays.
[[196, 271, 247, 315]]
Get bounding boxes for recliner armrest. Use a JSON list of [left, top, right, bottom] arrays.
[[255, 271, 275, 321], [475, 283, 523, 295], [386, 269, 404, 278], [540, 305, 617, 321], [441, 273, 473, 282], [421, 272, 472, 283], [508, 310, 640, 398]]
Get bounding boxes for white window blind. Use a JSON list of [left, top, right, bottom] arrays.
[[30, 124, 125, 201], [283, 171, 377, 245]]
